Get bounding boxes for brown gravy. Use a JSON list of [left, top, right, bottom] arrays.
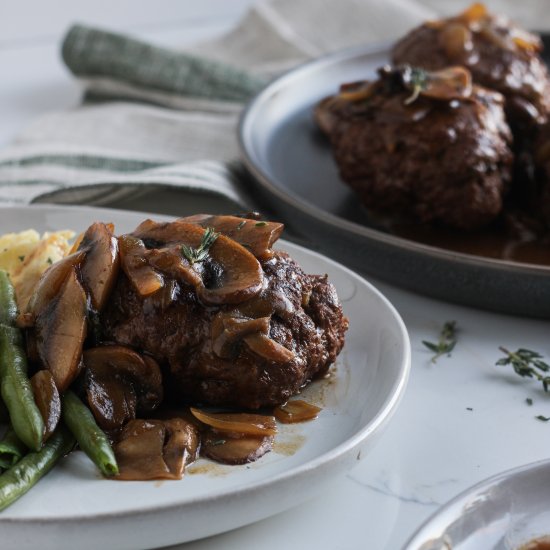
[[518, 536, 550, 550], [390, 221, 550, 266]]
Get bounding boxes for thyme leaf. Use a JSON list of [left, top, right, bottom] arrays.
[[422, 321, 457, 363], [496, 347, 550, 391], [181, 227, 219, 265]]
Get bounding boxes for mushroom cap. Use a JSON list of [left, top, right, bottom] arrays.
[[132, 220, 265, 305]]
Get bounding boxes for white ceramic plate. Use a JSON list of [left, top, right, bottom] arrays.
[[0, 205, 410, 550], [402, 459, 550, 550]]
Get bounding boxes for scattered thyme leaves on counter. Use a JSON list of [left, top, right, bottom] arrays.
[[496, 347, 550, 391], [422, 321, 457, 363], [181, 227, 219, 265], [536, 415, 550, 422]]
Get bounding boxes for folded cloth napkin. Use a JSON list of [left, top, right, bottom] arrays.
[[0, 0, 547, 215]]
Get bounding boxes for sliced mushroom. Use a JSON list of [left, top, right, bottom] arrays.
[[132, 220, 264, 305], [179, 214, 284, 260], [236, 289, 295, 321], [144, 246, 203, 289], [26, 250, 85, 318], [421, 66, 472, 101], [201, 429, 273, 465], [190, 408, 277, 437], [211, 314, 271, 359], [35, 267, 87, 392], [243, 333, 295, 364], [162, 418, 200, 475], [402, 66, 473, 105], [114, 418, 199, 480], [30, 369, 61, 440], [78, 222, 120, 312], [86, 372, 137, 432], [84, 346, 163, 430], [118, 234, 164, 297]]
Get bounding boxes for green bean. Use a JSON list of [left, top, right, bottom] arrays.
[[0, 426, 74, 512], [0, 427, 27, 470], [62, 390, 118, 477], [0, 271, 18, 327], [0, 329, 44, 451]]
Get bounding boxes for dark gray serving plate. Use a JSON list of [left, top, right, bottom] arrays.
[[239, 35, 550, 318]]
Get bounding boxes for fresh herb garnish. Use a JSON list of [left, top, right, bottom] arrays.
[[236, 220, 246, 230], [255, 221, 267, 227], [496, 347, 550, 391], [422, 321, 457, 363], [181, 227, 219, 265], [46, 257, 53, 265], [526, 398, 534, 406], [17, 255, 25, 262], [404, 67, 429, 105], [536, 415, 550, 422]]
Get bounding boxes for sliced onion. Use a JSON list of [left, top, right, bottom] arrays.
[[114, 418, 199, 480], [190, 408, 277, 437], [274, 400, 321, 424]]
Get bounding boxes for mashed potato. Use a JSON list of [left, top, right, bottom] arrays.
[[0, 229, 74, 310]]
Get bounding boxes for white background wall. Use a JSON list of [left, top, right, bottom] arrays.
[[0, 0, 258, 148]]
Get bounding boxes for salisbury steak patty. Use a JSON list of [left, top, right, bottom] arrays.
[[315, 66, 513, 230], [101, 227, 348, 409]]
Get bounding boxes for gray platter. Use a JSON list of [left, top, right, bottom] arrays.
[[239, 35, 550, 319]]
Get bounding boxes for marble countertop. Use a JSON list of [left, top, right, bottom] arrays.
[[2, 2, 550, 549], [182, 279, 550, 550]]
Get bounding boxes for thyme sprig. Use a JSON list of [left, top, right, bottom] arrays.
[[496, 347, 550, 391], [181, 227, 219, 265], [404, 67, 429, 105], [422, 321, 457, 363]]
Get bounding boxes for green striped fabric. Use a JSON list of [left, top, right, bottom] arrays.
[[0, 23, 267, 212], [0, 0, 441, 212], [62, 25, 266, 103]]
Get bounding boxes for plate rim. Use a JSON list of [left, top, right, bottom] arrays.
[[238, 41, 550, 277], [401, 457, 550, 549], [0, 203, 411, 525]]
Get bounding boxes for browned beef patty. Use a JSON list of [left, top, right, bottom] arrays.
[[315, 71, 513, 230], [101, 251, 348, 410]]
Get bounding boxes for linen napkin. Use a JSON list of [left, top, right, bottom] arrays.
[[0, 0, 548, 215]]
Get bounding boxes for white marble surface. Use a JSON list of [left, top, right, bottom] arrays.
[[2, 2, 550, 549], [177, 281, 550, 550]]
